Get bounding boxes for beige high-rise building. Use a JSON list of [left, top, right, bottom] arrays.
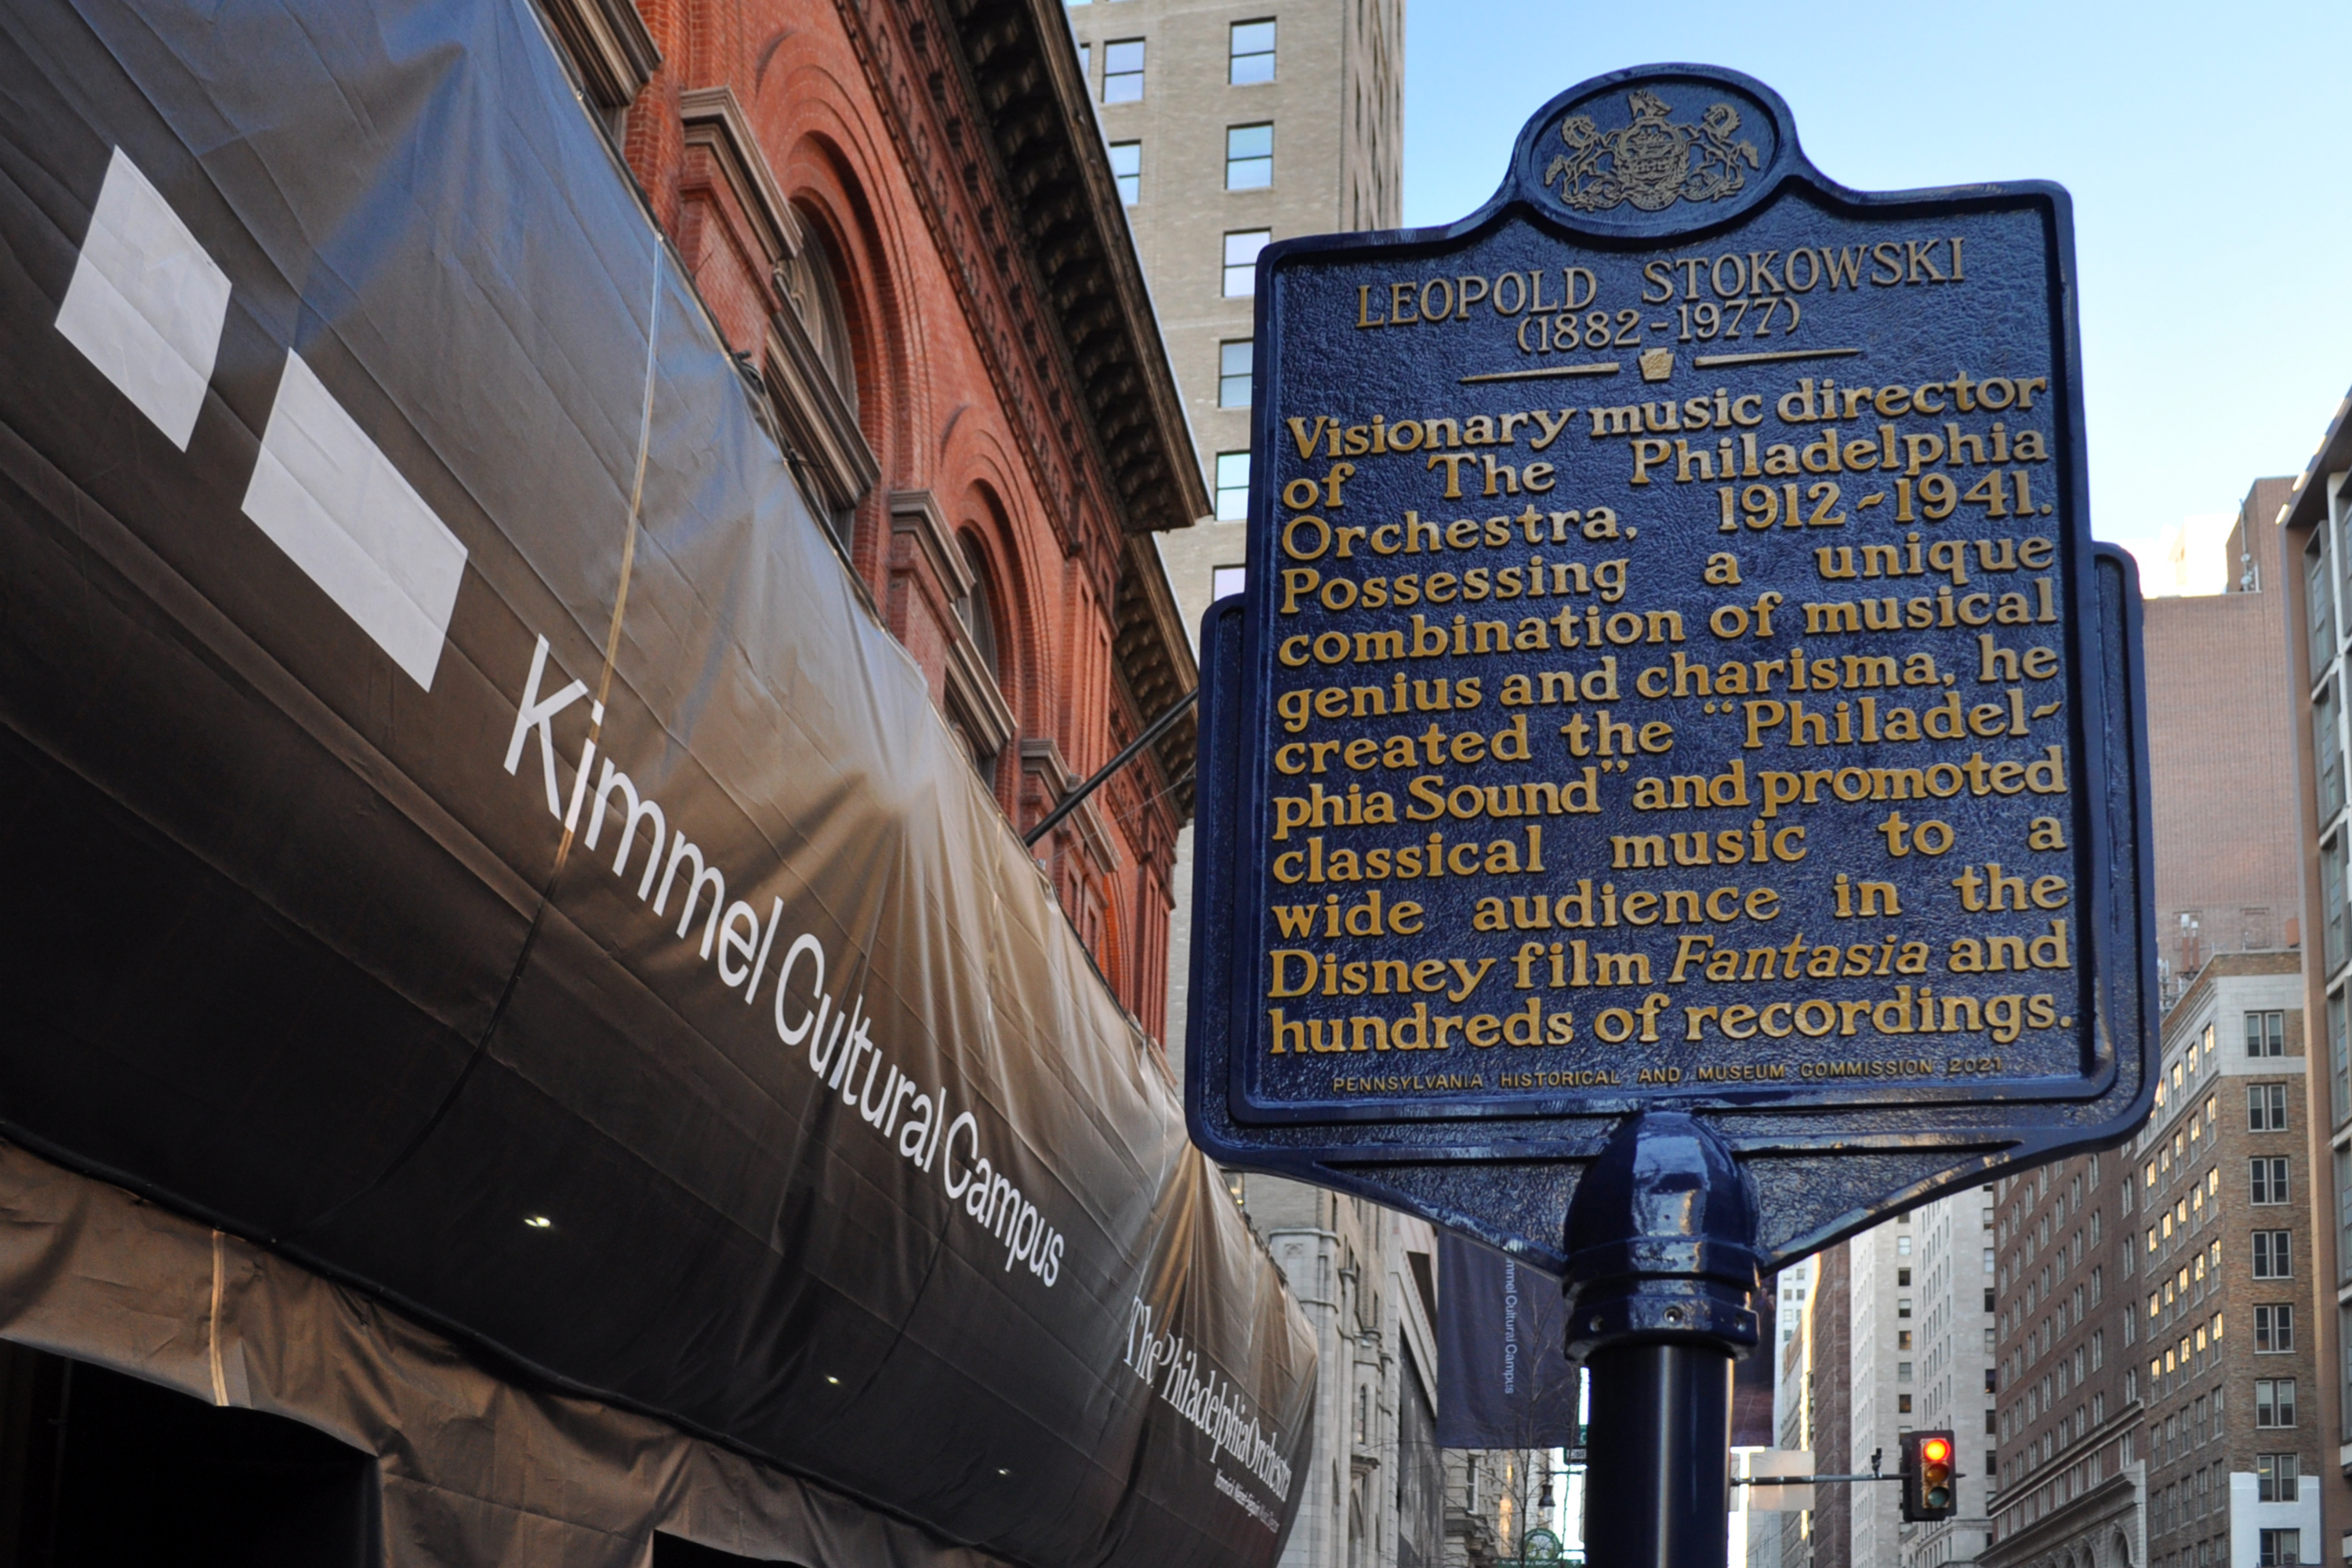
[[1067, 0, 1401, 579], [1058, 5, 1417, 1568]]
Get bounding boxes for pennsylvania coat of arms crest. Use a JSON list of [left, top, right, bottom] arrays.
[[1544, 88, 1761, 214]]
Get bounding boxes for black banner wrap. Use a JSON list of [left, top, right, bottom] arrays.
[[0, 3, 1313, 1565]]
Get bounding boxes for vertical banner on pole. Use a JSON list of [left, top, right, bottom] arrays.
[[1436, 1234, 1580, 1449]]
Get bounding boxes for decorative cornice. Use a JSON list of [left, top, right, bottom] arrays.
[[833, 0, 1203, 836], [1114, 535, 1197, 818], [829, 0, 1207, 559], [829, 1, 1091, 570], [533, 0, 661, 111], [935, 0, 1208, 536]]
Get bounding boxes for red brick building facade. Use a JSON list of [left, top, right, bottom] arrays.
[[546, 0, 1206, 1039]]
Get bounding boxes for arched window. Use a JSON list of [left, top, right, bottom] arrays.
[[789, 222, 858, 416], [766, 209, 877, 552], [944, 530, 1014, 784], [957, 534, 1000, 681]]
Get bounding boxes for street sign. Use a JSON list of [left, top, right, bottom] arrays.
[[1186, 63, 2155, 1277]]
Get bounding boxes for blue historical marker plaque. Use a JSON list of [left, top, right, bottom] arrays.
[[1186, 64, 2156, 1275]]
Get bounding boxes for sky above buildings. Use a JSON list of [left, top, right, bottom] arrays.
[[1399, 0, 2352, 592]]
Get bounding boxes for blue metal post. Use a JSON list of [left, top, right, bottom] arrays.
[[1561, 1112, 1762, 1568]]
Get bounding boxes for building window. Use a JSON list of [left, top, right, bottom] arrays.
[[1229, 19, 1275, 84], [1983, 1247, 1995, 1274], [2341, 1305, 2352, 1441], [2310, 536, 2337, 662], [956, 536, 1000, 682], [2247, 1009, 2286, 1058], [1107, 140, 1141, 204], [1898, 1296, 1912, 1318], [2333, 993, 2350, 1127], [2255, 1377, 2296, 1427], [2254, 1231, 2292, 1278], [2259, 1529, 2301, 1566], [2339, 1149, 2352, 1283], [2249, 1083, 2288, 1131], [2256, 1304, 2296, 1352], [2091, 1329, 2103, 1368], [1102, 38, 1144, 103], [2252, 1156, 2290, 1203], [1222, 229, 1269, 296], [1898, 1235, 1913, 1256], [1898, 1361, 1913, 1382], [1218, 339, 1252, 407], [1214, 451, 1250, 521], [2329, 837, 2350, 973], [2314, 686, 2333, 827], [1225, 123, 1273, 188], [1898, 1331, 1913, 1351]]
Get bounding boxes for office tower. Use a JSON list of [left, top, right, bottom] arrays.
[[1855, 1200, 1996, 1568], [1067, 0, 1403, 625], [1985, 1149, 2143, 1568], [1808, 1241, 1857, 1568], [1900, 1190, 2001, 1568]]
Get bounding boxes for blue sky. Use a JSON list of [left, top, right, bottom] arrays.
[[1400, 1, 2352, 582]]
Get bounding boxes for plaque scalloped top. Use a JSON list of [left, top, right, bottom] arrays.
[[1544, 86, 1761, 215]]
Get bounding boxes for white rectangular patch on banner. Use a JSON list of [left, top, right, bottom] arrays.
[[241, 350, 467, 689], [55, 146, 232, 449]]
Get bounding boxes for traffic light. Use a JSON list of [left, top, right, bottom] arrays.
[[1900, 1430, 1958, 1522]]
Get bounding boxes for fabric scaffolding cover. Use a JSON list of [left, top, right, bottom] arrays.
[[0, 3, 1314, 1566]]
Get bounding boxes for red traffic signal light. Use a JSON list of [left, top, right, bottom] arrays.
[[1901, 1430, 1958, 1522]]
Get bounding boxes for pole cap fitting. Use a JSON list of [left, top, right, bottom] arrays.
[[1561, 1111, 1763, 1361]]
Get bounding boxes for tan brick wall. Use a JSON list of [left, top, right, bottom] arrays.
[[2143, 478, 2305, 998]]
